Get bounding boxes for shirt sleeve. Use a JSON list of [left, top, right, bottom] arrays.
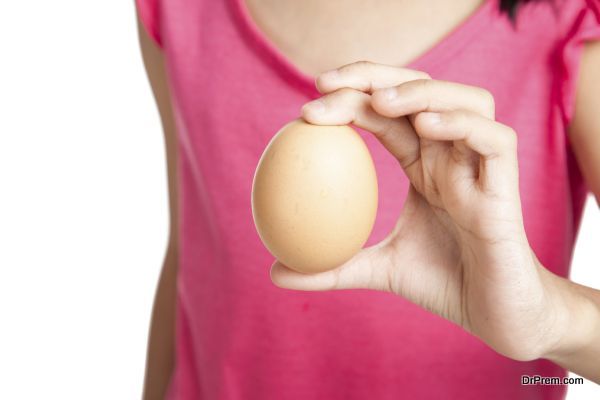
[[135, 0, 163, 49], [558, 0, 600, 125]]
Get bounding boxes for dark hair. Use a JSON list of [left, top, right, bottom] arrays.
[[500, 0, 534, 19]]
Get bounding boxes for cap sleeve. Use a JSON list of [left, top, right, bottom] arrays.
[[558, 0, 600, 125], [135, 0, 162, 48]]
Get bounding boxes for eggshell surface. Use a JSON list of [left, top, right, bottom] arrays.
[[252, 119, 378, 274]]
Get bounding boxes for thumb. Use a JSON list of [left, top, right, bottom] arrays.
[[269, 244, 392, 292]]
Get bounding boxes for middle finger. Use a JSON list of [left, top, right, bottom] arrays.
[[302, 88, 421, 170]]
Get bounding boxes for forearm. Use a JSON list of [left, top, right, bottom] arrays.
[[540, 264, 600, 383], [142, 244, 178, 400]]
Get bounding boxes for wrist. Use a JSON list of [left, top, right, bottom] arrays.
[[538, 266, 600, 363]]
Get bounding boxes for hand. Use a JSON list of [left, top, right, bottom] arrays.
[[270, 61, 577, 362]]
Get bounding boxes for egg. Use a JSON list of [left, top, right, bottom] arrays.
[[251, 119, 378, 274]]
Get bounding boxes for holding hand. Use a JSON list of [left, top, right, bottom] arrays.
[[270, 61, 595, 364]]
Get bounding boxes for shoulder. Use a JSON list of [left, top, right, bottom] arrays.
[[573, 40, 600, 131], [567, 39, 600, 197], [509, 0, 599, 37], [546, 0, 600, 124], [554, 0, 600, 36], [135, 0, 163, 49]]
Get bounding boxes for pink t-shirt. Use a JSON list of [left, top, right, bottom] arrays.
[[135, 0, 600, 398]]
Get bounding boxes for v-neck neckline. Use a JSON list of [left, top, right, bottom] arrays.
[[228, 0, 496, 97]]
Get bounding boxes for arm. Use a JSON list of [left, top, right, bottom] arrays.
[[570, 40, 600, 201], [545, 39, 600, 381], [136, 14, 180, 400], [269, 60, 600, 383]]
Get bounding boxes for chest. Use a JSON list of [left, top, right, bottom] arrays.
[[243, 0, 486, 75]]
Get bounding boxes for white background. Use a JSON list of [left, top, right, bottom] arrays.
[[0, 1, 598, 399]]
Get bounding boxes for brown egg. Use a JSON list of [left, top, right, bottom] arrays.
[[251, 119, 378, 274]]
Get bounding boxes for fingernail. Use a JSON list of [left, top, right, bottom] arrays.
[[380, 87, 398, 101], [303, 100, 326, 115], [422, 112, 442, 125]]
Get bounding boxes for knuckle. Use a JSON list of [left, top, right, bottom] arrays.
[[478, 88, 496, 116], [477, 87, 493, 100], [415, 70, 431, 80], [499, 126, 518, 150]]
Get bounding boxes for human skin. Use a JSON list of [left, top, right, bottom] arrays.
[[270, 61, 600, 383], [137, 16, 179, 400], [138, 1, 600, 397]]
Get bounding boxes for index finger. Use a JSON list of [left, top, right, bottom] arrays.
[[316, 61, 430, 94]]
